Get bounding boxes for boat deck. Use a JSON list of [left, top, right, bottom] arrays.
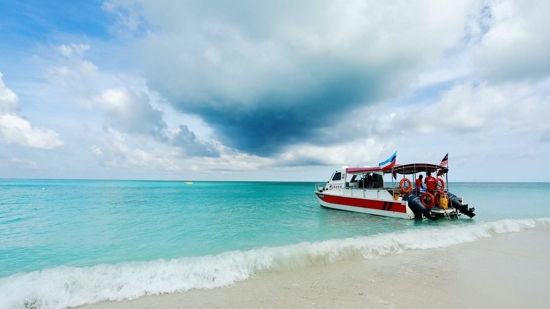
[[430, 206, 460, 217]]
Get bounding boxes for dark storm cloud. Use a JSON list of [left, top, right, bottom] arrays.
[[185, 68, 385, 156], [108, 0, 478, 156], [163, 67, 392, 157]]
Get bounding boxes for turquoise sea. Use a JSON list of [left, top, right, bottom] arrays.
[[1, 180, 549, 309]]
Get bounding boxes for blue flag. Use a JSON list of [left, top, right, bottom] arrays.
[[379, 151, 397, 170]]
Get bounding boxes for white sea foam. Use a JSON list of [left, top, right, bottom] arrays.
[[1, 218, 548, 309]]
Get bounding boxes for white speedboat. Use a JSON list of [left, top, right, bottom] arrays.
[[314, 163, 475, 220]]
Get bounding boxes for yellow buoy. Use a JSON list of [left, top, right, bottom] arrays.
[[438, 192, 448, 209]]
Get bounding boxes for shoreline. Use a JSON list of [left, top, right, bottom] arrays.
[[81, 226, 550, 309]]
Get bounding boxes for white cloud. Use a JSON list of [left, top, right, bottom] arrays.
[[91, 128, 179, 171], [46, 57, 98, 101], [411, 52, 472, 89], [279, 138, 388, 167], [0, 114, 64, 149], [117, 0, 478, 106], [474, 0, 550, 81], [412, 82, 550, 135], [93, 87, 166, 135], [354, 81, 550, 141], [57, 44, 90, 58], [0, 73, 64, 149], [46, 43, 218, 156], [0, 75, 19, 113]]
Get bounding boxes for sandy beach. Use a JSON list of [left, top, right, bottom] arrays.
[[81, 227, 550, 309]]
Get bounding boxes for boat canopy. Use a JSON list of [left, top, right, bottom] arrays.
[[392, 163, 446, 175], [346, 163, 447, 175], [345, 166, 383, 174]]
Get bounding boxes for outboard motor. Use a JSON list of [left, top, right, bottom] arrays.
[[446, 192, 475, 218], [402, 193, 438, 221]]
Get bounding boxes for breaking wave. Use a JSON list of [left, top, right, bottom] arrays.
[[1, 218, 549, 309]]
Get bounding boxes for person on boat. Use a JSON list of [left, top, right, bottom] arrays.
[[365, 174, 373, 188], [425, 171, 437, 193], [415, 174, 425, 195]]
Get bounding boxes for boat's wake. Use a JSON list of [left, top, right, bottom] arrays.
[[1, 218, 549, 309]]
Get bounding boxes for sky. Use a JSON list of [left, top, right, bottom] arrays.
[[1, 0, 549, 182]]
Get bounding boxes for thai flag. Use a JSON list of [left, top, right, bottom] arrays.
[[440, 153, 448, 167], [379, 151, 397, 170]]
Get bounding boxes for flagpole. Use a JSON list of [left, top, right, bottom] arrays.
[[446, 154, 449, 192]]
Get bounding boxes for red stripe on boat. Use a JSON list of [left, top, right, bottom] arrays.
[[316, 193, 406, 213]]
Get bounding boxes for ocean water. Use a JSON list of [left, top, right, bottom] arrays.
[[0, 180, 549, 309]]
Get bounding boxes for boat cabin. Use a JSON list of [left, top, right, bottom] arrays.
[[325, 169, 384, 189]]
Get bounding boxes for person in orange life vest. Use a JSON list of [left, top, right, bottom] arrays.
[[415, 174, 425, 195], [425, 171, 437, 192]]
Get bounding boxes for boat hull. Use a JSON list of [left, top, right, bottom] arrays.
[[315, 192, 414, 219]]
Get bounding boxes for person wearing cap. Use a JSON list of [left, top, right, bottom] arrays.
[[425, 171, 437, 192]]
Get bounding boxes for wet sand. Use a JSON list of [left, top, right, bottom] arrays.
[[81, 227, 550, 309]]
